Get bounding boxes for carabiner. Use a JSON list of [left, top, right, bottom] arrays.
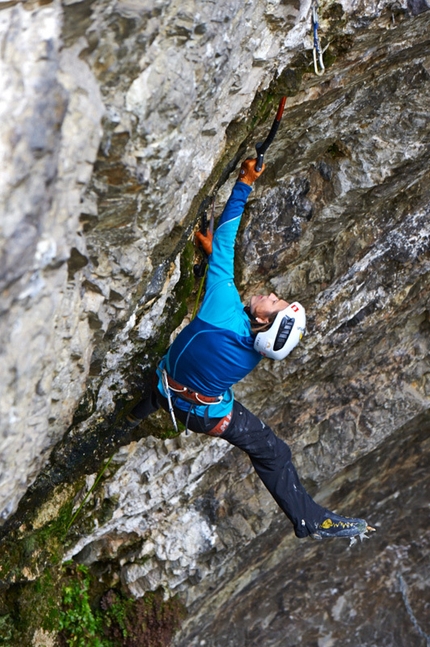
[[313, 45, 325, 76], [161, 369, 179, 434], [311, 0, 325, 76]]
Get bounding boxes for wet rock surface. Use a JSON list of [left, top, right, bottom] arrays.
[[0, 0, 429, 645]]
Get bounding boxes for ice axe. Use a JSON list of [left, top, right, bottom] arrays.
[[193, 98, 286, 280], [255, 96, 287, 171]]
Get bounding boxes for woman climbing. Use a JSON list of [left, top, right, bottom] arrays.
[[128, 158, 374, 542]]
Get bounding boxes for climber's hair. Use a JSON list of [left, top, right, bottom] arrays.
[[244, 306, 276, 335]]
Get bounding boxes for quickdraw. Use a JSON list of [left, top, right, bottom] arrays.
[[161, 368, 179, 434], [311, 0, 325, 76]]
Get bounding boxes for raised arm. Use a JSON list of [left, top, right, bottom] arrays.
[[199, 159, 265, 286]]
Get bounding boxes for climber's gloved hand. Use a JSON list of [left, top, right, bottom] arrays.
[[238, 158, 265, 185], [195, 230, 213, 256]]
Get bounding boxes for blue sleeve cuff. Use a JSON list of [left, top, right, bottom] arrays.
[[217, 181, 252, 227]]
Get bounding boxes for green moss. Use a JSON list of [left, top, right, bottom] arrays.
[[275, 65, 306, 97], [0, 565, 62, 645], [0, 556, 186, 647], [158, 419, 185, 440], [0, 494, 82, 643], [0, 614, 14, 644], [100, 589, 134, 642], [0, 495, 75, 585], [57, 565, 187, 647], [177, 241, 195, 298], [326, 141, 349, 159], [0, 451, 186, 646], [59, 564, 108, 647], [100, 587, 187, 647], [168, 240, 195, 333], [321, 47, 337, 70]]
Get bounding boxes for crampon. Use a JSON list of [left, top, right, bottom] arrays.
[[348, 525, 376, 547], [312, 512, 376, 546]]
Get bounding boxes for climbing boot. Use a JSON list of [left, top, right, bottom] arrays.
[[125, 413, 143, 429], [124, 391, 159, 431], [312, 511, 375, 542]]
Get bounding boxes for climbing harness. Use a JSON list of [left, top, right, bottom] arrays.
[[255, 96, 287, 171], [165, 373, 223, 406], [311, 0, 325, 76], [161, 368, 226, 435]]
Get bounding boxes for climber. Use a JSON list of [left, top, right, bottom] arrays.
[[127, 158, 374, 542]]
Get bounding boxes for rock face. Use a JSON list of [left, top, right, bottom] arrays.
[[0, 0, 429, 645], [175, 418, 430, 647]]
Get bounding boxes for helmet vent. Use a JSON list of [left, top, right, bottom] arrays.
[[274, 316, 295, 351]]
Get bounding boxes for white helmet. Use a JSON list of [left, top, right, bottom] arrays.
[[254, 302, 306, 360]]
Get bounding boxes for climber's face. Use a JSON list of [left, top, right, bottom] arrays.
[[250, 293, 289, 323]]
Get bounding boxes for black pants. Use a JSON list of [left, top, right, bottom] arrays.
[[132, 390, 327, 538]]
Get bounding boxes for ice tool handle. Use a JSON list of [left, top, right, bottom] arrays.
[[255, 97, 287, 172]]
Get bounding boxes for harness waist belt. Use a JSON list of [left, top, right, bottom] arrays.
[[166, 374, 223, 406]]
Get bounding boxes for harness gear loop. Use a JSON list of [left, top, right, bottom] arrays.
[[161, 370, 225, 435], [311, 0, 325, 76], [165, 373, 223, 406], [161, 368, 179, 434]]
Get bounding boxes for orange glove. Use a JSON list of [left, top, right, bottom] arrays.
[[195, 230, 213, 256], [238, 158, 265, 185]]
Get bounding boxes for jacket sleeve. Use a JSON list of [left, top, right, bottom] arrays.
[[206, 181, 252, 286], [196, 181, 252, 329]]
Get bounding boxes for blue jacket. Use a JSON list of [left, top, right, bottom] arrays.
[[158, 181, 261, 418]]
